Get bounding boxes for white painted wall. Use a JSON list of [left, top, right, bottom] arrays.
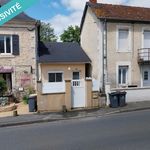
[[42, 82, 65, 94], [92, 79, 99, 91], [111, 87, 150, 103], [81, 7, 103, 89]]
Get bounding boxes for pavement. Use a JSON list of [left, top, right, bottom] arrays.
[[0, 101, 150, 127]]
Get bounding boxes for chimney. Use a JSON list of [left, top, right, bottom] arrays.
[[89, 0, 97, 3]]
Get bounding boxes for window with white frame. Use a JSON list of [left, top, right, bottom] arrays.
[[48, 72, 63, 82], [0, 35, 12, 54], [118, 66, 128, 85], [143, 30, 150, 48], [118, 28, 130, 51]]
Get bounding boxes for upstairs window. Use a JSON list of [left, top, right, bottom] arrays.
[[117, 28, 131, 52], [143, 30, 150, 48], [48, 72, 63, 82], [0, 35, 12, 54], [0, 34, 19, 56]]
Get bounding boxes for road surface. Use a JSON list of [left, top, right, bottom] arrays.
[[0, 110, 150, 150]]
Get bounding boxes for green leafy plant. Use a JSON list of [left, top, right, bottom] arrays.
[[40, 22, 57, 42], [0, 77, 7, 96], [60, 25, 80, 43], [22, 95, 29, 104]]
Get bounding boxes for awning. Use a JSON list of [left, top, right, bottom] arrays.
[[0, 67, 14, 73]]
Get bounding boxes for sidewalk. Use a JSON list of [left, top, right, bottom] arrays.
[[0, 101, 150, 127]]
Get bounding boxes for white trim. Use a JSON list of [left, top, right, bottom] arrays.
[[10, 35, 13, 54], [140, 65, 143, 87], [142, 27, 150, 48], [116, 25, 132, 52], [42, 71, 65, 94], [116, 61, 131, 87], [0, 35, 13, 55]]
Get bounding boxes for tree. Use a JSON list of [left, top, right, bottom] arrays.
[[40, 22, 57, 42], [60, 26, 80, 43]]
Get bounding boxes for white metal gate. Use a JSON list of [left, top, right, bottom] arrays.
[[71, 79, 85, 108]]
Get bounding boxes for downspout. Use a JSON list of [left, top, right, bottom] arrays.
[[36, 20, 41, 82], [102, 19, 107, 93]]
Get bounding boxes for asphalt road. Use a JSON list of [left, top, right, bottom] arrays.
[[0, 110, 150, 150]]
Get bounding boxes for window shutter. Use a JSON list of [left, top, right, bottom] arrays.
[[12, 35, 19, 55]]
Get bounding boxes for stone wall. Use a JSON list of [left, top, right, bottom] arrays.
[[0, 21, 37, 92]]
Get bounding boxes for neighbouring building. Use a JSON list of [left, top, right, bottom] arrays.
[[37, 42, 99, 112], [0, 0, 39, 94], [81, 0, 150, 103]]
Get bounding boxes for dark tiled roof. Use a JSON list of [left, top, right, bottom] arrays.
[[0, 0, 36, 22], [38, 42, 91, 63], [12, 13, 36, 22], [88, 2, 150, 22]]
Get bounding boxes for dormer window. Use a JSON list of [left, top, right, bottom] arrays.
[[0, 35, 12, 54]]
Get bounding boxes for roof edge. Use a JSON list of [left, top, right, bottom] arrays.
[[80, 2, 89, 32]]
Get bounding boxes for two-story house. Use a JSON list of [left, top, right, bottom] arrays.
[[81, 0, 150, 103], [0, 0, 39, 93]]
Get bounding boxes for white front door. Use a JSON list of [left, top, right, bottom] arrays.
[[71, 72, 85, 108], [142, 66, 150, 87]]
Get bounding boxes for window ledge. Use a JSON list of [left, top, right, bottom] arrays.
[[117, 51, 131, 53], [0, 54, 15, 58]]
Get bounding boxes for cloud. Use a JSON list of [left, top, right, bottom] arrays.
[[61, 0, 87, 11], [48, 0, 87, 37], [47, 0, 150, 38], [49, 11, 82, 37], [50, 2, 60, 9], [126, 0, 150, 7], [99, 0, 127, 4], [100, 0, 150, 7]]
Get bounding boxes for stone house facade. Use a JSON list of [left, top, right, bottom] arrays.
[[0, 12, 39, 94]]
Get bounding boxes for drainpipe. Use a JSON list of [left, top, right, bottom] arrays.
[[35, 20, 41, 82], [102, 19, 107, 93]]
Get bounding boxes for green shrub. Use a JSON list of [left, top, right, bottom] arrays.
[[0, 77, 7, 96], [23, 95, 29, 104]]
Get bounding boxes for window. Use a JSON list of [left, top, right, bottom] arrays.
[[118, 28, 130, 51], [144, 71, 148, 80], [118, 66, 128, 85], [143, 30, 150, 48], [73, 72, 80, 80], [48, 72, 63, 82], [0, 35, 12, 54]]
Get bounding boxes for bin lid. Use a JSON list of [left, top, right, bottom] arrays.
[[29, 94, 37, 98]]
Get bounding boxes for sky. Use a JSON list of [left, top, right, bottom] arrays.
[[25, 0, 150, 37]]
